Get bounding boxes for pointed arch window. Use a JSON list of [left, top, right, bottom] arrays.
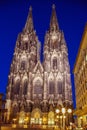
[[21, 60, 26, 70], [57, 81, 62, 94], [53, 57, 57, 69], [23, 80, 28, 95], [49, 80, 54, 94], [12, 105, 19, 116], [34, 79, 42, 94], [24, 42, 28, 50], [11, 87, 14, 100], [14, 79, 20, 95]]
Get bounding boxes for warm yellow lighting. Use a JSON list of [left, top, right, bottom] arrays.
[[43, 117, 47, 122], [24, 118, 28, 122], [70, 122, 73, 125], [67, 108, 72, 113], [19, 119, 24, 124], [62, 108, 66, 114], [24, 125, 28, 128], [13, 118, 17, 124], [57, 115, 59, 118], [60, 116, 62, 119], [80, 116, 83, 119], [55, 109, 60, 113], [64, 116, 66, 119], [13, 118, 16, 121], [12, 124, 16, 128]]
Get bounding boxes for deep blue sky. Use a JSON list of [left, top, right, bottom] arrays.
[[0, 0, 87, 107]]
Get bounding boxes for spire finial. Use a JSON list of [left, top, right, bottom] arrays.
[[50, 4, 59, 31], [52, 4, 55, 9], [24, 6, 34, 33], [29, 6, 32, 11]]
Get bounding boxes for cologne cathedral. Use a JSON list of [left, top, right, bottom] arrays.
[[5, 5, 72, 125]]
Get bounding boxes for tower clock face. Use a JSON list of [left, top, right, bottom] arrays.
[[23, 35, 28, 41]]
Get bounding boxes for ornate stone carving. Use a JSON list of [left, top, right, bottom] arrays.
[[5, 5, 72, 121]]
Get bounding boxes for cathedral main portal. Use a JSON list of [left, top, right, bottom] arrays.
[[31, 108, 42, 124]]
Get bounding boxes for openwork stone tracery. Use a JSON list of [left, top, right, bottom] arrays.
[[5, 5, 72, 125]]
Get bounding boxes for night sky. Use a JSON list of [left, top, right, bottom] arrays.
[[0, 0, 87, 108]]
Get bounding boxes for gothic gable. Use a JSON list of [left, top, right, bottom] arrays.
[[33, 60, 43, 73]]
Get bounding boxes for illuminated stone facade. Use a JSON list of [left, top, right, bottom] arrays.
[[74, 24, 87, 127], [6, 5, 72, 124]]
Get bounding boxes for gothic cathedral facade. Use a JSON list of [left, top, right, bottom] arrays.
[[6, 5, 72, 124]]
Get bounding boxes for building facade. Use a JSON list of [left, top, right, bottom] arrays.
[[5, 5, 72, 125], [73, 24, 87, 127]]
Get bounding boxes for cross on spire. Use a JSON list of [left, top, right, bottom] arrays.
[[50, 4, 59, 31]]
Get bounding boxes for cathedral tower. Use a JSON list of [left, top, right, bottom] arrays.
[[44, 5, 72, 106], [6, 7, 40, 121], [5, 5, 72, 125]]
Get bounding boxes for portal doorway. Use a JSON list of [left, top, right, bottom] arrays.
[[31, 108, 42, 125], [48, 111, 55, 125]]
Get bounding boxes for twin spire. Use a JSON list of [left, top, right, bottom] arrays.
[[24, 4, 59, 33], [24, 6, 34, 33], [50, 4, 59, 31]]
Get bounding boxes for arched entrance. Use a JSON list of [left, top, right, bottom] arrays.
[[48, 111, 55, 125], [31, 108, 42, 125], [19, 111, 25, 124]]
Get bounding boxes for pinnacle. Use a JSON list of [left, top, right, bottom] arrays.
[[24, 6, 34, 33], [50, 4, 59, 31], [52, 4, 55, 9], [29, 6, 32, 11]]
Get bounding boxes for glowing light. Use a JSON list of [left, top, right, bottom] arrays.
[[55, 109, 60, 113], [19, 119, 24, 124], [13, 118, 17, 124], [57, 115, 59, 118], [80, 116, 83, 119], [64, 116, 66, 118], [70, 122, 73, 125], [12, 124, 16, 128], [67, 108, 72, 113], [62, 108, 66, 114], [60, 116, 62, 119]]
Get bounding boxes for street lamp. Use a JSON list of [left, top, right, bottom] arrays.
[[55, 109, 60, 127], [62, 108, 66, 130], [55, 109, 60, 114], [62, 108, 66, 114], [13, 118, 16, 124], [55, 106, 73, 129], [67, 108, 72, 126], [67, 108, 72, 114], [24, 118, 28, 128], [12, 118, 17, 128]]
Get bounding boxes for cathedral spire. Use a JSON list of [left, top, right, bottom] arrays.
[[50, 4, 59, 31], [24, 6, 34, 33]]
